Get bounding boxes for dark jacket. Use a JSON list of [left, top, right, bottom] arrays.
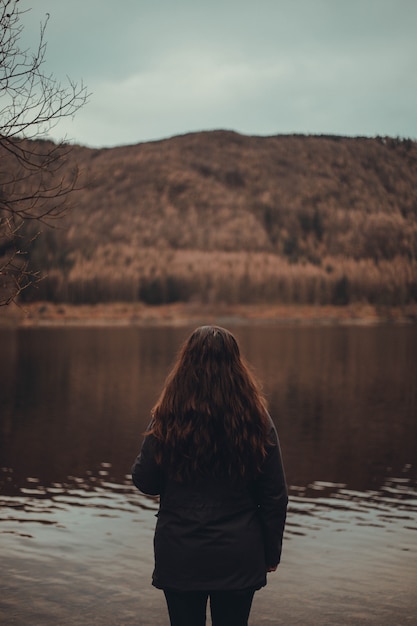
[[131, 415, 288, 591]]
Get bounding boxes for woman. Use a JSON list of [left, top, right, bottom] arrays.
[[132, 325, 288, 626]]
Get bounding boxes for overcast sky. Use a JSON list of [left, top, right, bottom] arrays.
[[19, 0, 417, 148]]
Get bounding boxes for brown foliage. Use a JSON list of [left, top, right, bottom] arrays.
[[3, 131, 416, 306]]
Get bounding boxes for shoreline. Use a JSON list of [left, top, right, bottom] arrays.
[[1, 301, 417, 327]]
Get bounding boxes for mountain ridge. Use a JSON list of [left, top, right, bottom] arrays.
[[7, 130, 417, 305]]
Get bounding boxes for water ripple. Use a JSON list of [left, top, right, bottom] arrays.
[[285, 475, 417, 538], [1, 468, 416, 537], [0, 466, 159, 538]]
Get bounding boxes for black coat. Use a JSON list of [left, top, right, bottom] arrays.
[[131, 415, 288, 591]]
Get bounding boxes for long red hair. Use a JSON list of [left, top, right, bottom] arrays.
[[148, 325, 271, 481]]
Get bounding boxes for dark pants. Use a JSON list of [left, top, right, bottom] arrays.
[[163, 588, 255, 626]]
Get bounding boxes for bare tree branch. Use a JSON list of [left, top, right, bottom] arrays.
[[0, 0, 89, 305]]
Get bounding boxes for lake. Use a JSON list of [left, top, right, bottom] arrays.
[[1, 323, 416, 625]]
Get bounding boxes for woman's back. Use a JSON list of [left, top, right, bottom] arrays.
[[131, 326, 288, 625]]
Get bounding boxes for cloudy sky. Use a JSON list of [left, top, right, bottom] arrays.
[[19, 0, 417, 148]]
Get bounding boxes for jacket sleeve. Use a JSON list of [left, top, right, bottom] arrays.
[[131, 432, 162, 496], [255, 417, 288, 568]]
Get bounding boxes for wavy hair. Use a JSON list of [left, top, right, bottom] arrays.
[[148, 325, 271, 481]]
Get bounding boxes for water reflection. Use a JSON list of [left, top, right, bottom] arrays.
[[1, 325, 416, 537], [0, 327, 181, 487], [1, 325, 416, 494], [2, 466, 416, 542], [1, 324, 416, 624]]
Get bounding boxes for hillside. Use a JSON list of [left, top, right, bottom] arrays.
[[8, 131, 417, 305]]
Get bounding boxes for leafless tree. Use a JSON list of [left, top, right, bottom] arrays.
[[0, 0, 88, 305]]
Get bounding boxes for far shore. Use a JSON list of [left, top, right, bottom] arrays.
[[1, 301, 417, 328]]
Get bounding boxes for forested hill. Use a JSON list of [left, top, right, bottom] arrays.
[[15, 131, 417, 305]]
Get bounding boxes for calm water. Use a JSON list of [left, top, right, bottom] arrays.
[[0, 324, 416, 625]]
